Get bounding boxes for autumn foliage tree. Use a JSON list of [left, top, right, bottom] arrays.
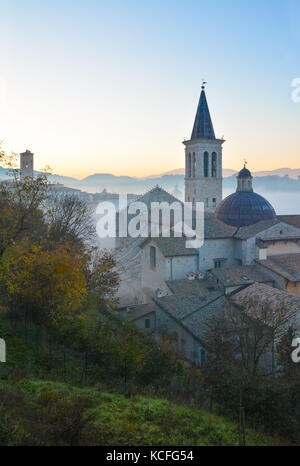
[[0, 144, 119, 330], [1, 241, 87, 325]]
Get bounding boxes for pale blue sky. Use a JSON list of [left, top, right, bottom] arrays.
[[0, 0, 299, 177]]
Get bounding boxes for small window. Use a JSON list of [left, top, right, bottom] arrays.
[[145, 319, 150, 329], [204, 152, 209, 177], [214, 259, 226, 269], [150, 246, 156, 269], [198, 346, 206, 365], [212, 197, 216, 206]]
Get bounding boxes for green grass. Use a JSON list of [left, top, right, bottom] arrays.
[[0, 315, 287, 446], [0, 378, 285, 446]]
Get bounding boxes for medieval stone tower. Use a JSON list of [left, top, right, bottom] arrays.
[[20, 149, 34, 180], [183, 85, 224, 212]]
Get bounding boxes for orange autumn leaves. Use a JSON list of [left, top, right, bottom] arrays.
[[1, 241, 87, 324]]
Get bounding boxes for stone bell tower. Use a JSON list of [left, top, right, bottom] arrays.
[[20, 149, 34, 180], [183, 84, 224, 212]]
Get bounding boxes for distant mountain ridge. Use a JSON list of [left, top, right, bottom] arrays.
[[144, 168, 237, 178], [1, 166, 300, 195], [145, 167, 300, 179]]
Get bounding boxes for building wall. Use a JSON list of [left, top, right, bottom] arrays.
[[286, 282, 300, 297], [198, 238, 237, 270], [133, 312, 156, 335], [155, 303, 202, 364], [243, 222, 300, 265], [266, 241, 300, 256], [141, 241, 169, 294], [20, 151, 34, 180], [141, 241, 199, 295], [184, 139, 223, 212], [255, 263, 286, 290], [165, 255, 198, 280]]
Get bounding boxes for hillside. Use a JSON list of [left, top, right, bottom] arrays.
[[0, 379, 283, 446], [0, 315, 285, 446]]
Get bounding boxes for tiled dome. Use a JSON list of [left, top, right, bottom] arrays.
[[215, 164, 276, 227], [215, 191, 276, 227]]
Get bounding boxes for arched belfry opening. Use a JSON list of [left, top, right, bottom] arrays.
[[183, 84, 224, 212]]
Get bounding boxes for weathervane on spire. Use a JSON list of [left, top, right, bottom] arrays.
[[243, 158, 248, 169], [201, 79, 207, 90]]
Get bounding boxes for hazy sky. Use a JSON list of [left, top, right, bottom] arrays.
[[1, 0, 300, 178]]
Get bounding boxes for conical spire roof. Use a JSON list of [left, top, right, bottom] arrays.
[[191, 86, 216, 140]]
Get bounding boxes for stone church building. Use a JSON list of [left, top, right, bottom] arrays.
[[138, 86, 300, 300], [119, 86, 300, 365]]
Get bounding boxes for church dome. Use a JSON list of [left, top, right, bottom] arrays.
[[215, 164, 276, 227]]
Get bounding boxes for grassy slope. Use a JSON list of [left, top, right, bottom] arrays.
[[0, 316, 285, 446], [0, 379, 283, 446]]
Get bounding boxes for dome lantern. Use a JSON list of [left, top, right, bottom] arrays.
[[236, 163, 253, 193], [214, 164, 276, 227]]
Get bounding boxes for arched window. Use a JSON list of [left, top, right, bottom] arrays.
[[204, 152, 209, 177], [211, 152, 217, 177], [192, 153, 196, 177], [188, 153, 192, 177]]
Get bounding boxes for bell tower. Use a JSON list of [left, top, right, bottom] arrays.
[[20, 149, 34, 180], [183, 84, 224, 212]]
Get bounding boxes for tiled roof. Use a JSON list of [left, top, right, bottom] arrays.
[[141, 237, 199, 257], [118, 303, 155, 322], [154, 282, 222, 320], [134, 185, 182, 208], [204, 213, 237, 239], [211, 265, 273, 287], [277, 215, 300, 229], [257, 254, 300, 282], [260, 236, 300, 242], [233, 219, 280, 239], [231, 282, 300, 327], [204, 215, 279, 240], [166, 279, 219, 296], [185, 296, 226, 342], [154, 292, 225, 343]]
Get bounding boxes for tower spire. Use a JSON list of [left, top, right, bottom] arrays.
[[191, 83, 215, 140]]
